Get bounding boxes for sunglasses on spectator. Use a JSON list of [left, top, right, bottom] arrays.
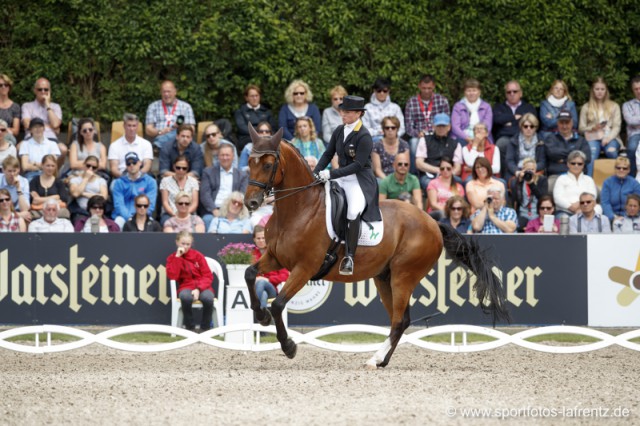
[[0, 128, 6, 132], [85, 164, 98, 170], [396, 162, 409, 167], [126, 161, 138, 166], [0, 198, 11, 203], [0, 83, 10, 88], [383, 126, 397, 130], [616, 166, 630, 171], [36, 88, 50, 92], [569, 162, 584, 166], [90, 205, 104, 210], [332, 97, 343, 101], [293, 92, 306, 96], [506, 90, 520, 94], [174, 166, 188, 171], [440, 166, 452, 171], [539, 206, 553, 211], [206, 132, 219, 138], [231, 200, 243, 206], [177, 202, 190, 206], [136, 204, 149, 208], [580, 200, 593, 205], [450, 206, 463, 211], [376, 89, 389, 93], [81, 128, 94, 134], [522, 124, 536, 129]]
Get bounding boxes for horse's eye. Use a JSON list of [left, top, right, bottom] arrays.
[[263, 163, 272, 171]]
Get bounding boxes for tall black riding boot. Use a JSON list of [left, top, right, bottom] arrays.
[[339, 214, 361, 275]]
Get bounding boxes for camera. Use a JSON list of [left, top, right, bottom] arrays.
[[523, 170, 534, 182], [486, 197, 493, 204], [175, 115, 185, 126]]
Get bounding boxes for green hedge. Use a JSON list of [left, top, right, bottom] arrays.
[[2, 0, 640, 129]]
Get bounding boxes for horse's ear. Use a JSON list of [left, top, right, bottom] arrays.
[[269, 127, 284, 150], [248, 122, 260, 144]]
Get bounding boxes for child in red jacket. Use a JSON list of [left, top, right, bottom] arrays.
[[166, 230, 215, 331], [252, 225, 290, 308]]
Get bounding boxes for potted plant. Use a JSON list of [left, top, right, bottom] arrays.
[[217, 242, 254, 287]]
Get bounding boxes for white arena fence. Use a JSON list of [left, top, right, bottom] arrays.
[[1, 324, 640, 355]]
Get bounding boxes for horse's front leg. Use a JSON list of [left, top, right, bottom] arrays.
[[244, 262, 271, 325]]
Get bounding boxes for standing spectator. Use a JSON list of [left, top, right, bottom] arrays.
[[74, 195, 119, 233], [21, 78, 66, 163], [291, 116, 325, 169], [252, 225, 289, 308], [0, 74, 21, 144], [145, 80, 196, 149], [578, 77, 622, 176], [505, 114, 545, 182], [405, 74, 450, 173], [426, 157, 464, 220], [166, 230, 215, 332], [471, 186, 517, 234], [28, 198, 73, 232], [163, 191, 205, 233], [201, 123, 238, 169], [19, 118, 60, 182], [415, 113, 461, 188], [111, 152, 158, 229], [322, 85, 348, 145], [68, 156, 108, 223], [278, 79, 322, 141], [379, 152, 422, 210], [371, 116, 410, 179], [569, 192, 611, 234], [108, 113, 153, 178], [612, 194, 640, 233], [363, 77, 405, 142], [508, 158, 548, 231], [451, 78, 493, 145], [239, 121, 271, 172], [234, 84, 273, 152], [465, 157, 506, 213], [159, 156, 200, 225], [524, 195, 560, 233], [439, 196, 471, 234], [29, 154, 70, 219], [553, 150, 597, 217], [0, 188, 26, 232], [0, 156, 31, 222], [600, 156, 640, 222], [0, 120, 17, 168], [622, 75, 640, 177], [539, 79, 578, 139], [159, 124, 204, 179], [459, 122, 500, 181], [123, 194, 162, 232], [68, 118, 107, 177], [493, 80, 537, 177], [207, 192, 252, 234]]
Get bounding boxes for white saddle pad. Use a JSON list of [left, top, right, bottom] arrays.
[[324, 182, 383, 246]]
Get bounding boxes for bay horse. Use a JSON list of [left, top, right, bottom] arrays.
[[243, 125, 510, 368]]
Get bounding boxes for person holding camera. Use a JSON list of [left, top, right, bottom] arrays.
[[505, 113, 545, 182], [470, 186, 517, 234], [145, 80, 196, 149], [508, 157, 549, 231]]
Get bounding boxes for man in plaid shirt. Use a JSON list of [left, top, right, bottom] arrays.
[[145, 80, 196, 149], [404, 74, 450, 173], [471, 186, 517, 234]]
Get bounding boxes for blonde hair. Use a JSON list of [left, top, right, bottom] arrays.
[[202, 123, 221, 167], [0, 188, 14, 212], [615, 156, 630, 168], [546, 79, 572, 100], [329, 85, 347, 98], [219, 191, 249, 219], [585, 77, 616, 124], [176, 230, 193, 243], [519, 113, 539, 130], [284, 79, 313, 104], [294, 116, 318, 141], [521, 157, 539, 184]]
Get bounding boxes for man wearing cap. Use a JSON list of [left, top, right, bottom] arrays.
[[111, 152, 158, 229], [18, 118, 61, 182], [542, 110, 591, 190], [313, 95, 381, 275], [415, 113, 461, 189], [108, 113, 154, 178], [145, 80, 196, 149]]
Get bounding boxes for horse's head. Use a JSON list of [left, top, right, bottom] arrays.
[[244, 123, 285, 211]]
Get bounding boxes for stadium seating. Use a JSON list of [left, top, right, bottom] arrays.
[[593, 159, 616, 189]]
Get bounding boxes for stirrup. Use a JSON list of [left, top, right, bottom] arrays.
[[339, 256, 354, 275]]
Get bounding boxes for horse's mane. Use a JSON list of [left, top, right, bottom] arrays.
[[279, 139, 315, 178]]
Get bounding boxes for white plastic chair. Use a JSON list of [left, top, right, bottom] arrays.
[[170, 257, 225, 335]]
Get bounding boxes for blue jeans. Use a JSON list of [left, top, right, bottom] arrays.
[[587, 139, 620, 176], [255, 279, 277, 309], [626, 134, 640, 177], [153, 129, 177, 149]]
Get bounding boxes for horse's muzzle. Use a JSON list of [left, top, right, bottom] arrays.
[[246, 199, 261, 211]]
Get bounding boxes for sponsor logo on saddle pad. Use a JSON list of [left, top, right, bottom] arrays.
[[288, 280, 333, 314]]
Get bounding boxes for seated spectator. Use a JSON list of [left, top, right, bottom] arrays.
[[465, 157, 505, 213], [166, 230, 215, 332], [207, 191, 252, 234], [542, 110, 591, 191], [579, 77, 622, 176], [239, 121, 271, 172], [601, 156, 640, 222], [363, 77, 405, 142], [0, 120, 17, 167], [427, 157, 464, 220], [123, 194, 162, 232], [505, 113, 544, 182], [508, 157, 549, 231], [200, 144, 248, 230], [252, 225, 290, 308], [159, 124, 203, 179], [278, 79, 321, 141], [612, 194, 640, 233], [379, 152, 422, 210], [524, 195, 560, 233], [291, 116, 325, 169], [539, 79, 578, 139], [470, 186, 517, 234], [0, 187, 26, 231], [569, 192, 611, 234], [145, 80, 196, 149], [0, 156, 31, 222], [459, 122, 500, 181], [29, 154, 70, 219], [68, 156, 108, 223], [164, 191, 205, 233], [234, 84, 273, 152], [160, 155, 200, 225], [108, 113, 153, 178], [0, 74, 21, 144], [372, 116, 410, 179], [622, 75, 640, 177], [111, 152, 158, 229], [201, 122, 238, 169], [249, 195, 274, 228], [553, 150, 597, 217], [28, 198, 73, 232], [322, 85, 348, 145], [68, 118, 107, 178], [19, 118, 60, 182], [439, 195, 471, 234], [451, 78, 493, 144], [415, 113, 461, 189], [74, 195, 119, 233]]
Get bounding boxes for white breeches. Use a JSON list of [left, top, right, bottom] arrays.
[[335, 175, 365, 220]]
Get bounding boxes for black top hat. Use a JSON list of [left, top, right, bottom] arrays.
[[339, 95, 366, 111]]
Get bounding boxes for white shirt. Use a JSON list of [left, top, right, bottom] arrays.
[[343, 119, 360, 141], [18, 138, 61, 163], [28, 217, 74, 233], [214, 167, 234, 207], [107, 135, 154, 174]]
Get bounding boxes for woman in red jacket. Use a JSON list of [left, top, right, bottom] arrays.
[[166, 230, 215, 331], [252, 225, 289, 308]]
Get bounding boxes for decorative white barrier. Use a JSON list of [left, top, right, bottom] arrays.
[[1, 324, 639, 355]]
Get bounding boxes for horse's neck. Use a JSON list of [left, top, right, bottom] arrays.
[[274, 148, 324, 222]]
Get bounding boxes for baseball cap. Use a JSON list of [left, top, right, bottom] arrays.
[[433, 113, 450, 126], [29, 118, 45, 129], [557, 110, 572, 121], [124, 152, 140, 164]]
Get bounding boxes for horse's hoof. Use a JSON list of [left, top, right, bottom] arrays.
[[283, 338, 297, 359], [257, 309, 272, 326], [364, 362, 379, 371]]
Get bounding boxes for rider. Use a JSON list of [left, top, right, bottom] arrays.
[[313, 95, 381, 275]]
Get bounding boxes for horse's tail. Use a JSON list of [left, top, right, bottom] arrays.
[[438, 223, 511, 324]]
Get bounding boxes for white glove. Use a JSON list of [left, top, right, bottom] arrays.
[[318, 170, 330, 182]]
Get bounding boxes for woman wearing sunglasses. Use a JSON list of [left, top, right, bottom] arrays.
[[201, 122, 237, 169], [439, 195, 471, 234], [363, 77, 405, 142], [239, 121, 272, 172], [322, 85, 348, 145], [0, 119, 17, 170], [553, 150, 598, 218], [163, 191, 205, 233], [505, 114, 545, 182], [68, 118, 107, 176], [207, 192, 252, 234], [0, 74, 21, 145], [0, 188, 26, 232], [372, 116, 410, 179], [68, 155, 108, 224], [123, 194, 161, 232], [600, 156, 640, 222], [508, 157, 549, 231], [427, 157, 464, 220], [525, 195, 560, 233], [74, 195, 119, 233], [234, 84, 273, 151], [278, 79, 321, 141], [160, 155, 199, 225]]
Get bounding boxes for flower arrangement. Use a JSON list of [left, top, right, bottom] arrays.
[[217, 242, 254, 265]]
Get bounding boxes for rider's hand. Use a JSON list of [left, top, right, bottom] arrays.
[[317, 170, 330, 182]]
